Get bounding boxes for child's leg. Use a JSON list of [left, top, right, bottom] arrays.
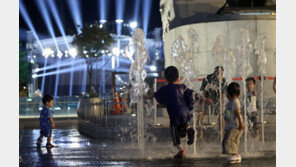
[[47, 137, 51, 144], [176, 145, 184, 152], [173, 144, 186, 159], [256, 130, 260, 139], [198, 110, 205, 138], [186, 126, 195, 145], [222, 130, 230, 154], [215, 103, 223, 131], [46, 129, 53, 147], [38, 134, 44, 139], [171, 125, 186, 158], [251, 112, 260, 139], [36, 134, 44, 147]]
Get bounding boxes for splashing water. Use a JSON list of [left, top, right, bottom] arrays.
[[237, 29, 254, 153], [211, 35, 237, 143], [159, 0, 175, 44], [255, 34, 267, 75], [126, 28, 150, 155], [255, 34, 267, 143], [212, 35, 224, 63], [238, 29, 253, 77], [172, 28, 203, 155], [212, 35, 237, 84], [171, 28, 199, 89], [127, 29, 150, 105]]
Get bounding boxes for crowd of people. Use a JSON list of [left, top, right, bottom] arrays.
[[148, 65, 275, 163], [35, 65, 276, 164]]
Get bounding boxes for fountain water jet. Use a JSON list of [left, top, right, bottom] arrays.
[[237, 29, 253, 153], [171, 28, 201, 156], [127, 28, 150, 155], [41, 58, 48, 96], [171, 29, 198, 89], [69, 57, 75, 96], [54, 59, 61, 97], [255, 34, 267, 144], [212, 35, 237, 144]]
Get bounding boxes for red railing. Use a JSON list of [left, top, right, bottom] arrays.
[[156, 76, 275, 83]]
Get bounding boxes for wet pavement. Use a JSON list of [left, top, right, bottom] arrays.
[[19, 117, 79, 130], [19, 128, 275, 167]]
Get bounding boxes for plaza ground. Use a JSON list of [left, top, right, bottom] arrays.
[[19, 116, 275, 167]]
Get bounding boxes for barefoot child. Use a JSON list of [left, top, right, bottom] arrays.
[[36, 95, 56, 148], [222, 82, 245, 163], [146, 66, 212, 159], [246, 77, 260, 139]]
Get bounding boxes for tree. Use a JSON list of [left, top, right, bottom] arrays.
[[19, 42, 31, 97], [72, 23, 114, 97]]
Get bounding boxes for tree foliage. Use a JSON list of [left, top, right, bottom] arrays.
[[19, 42, 32, 97], [19, 42, 30, 83], [72, 23, 114, 96]]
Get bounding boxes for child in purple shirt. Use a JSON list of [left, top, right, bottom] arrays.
[[148, 66, 212, 159]]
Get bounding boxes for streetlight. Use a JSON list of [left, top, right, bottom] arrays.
[[130, 21, 138, 29], [115, 19, 124, 24], [57, 51, 63, 58], [42, 48, 54, 58], [112, 47, 119, 56], [69, 48, 77, 58], [150, 65, 157, 71], [100, 20, 107, 24]]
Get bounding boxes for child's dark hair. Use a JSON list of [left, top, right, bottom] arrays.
[[42, 95, 54, 105], [164, 66, 179, 83], [246, 77, 256, 85], [214, 66, 224, 73], [227, 82, 240, 97]]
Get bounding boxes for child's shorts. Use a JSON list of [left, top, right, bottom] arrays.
[[222, 128, 243, 154], [170, 123, 188, 146], [247, 111, 258, 130], [40, 127, 52, 137]]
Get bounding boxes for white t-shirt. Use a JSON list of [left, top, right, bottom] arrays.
[[246, 91, 257, 113]]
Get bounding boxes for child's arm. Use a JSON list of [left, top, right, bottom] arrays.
[[144, 93, 154, 100], [273, 78, 276, 93], [234, 108, 245, 131], [204, 98, 213, 104], [253, 90, 257, 96], [49, 118, 55, 129], [193, 94, 213, 111], [47, 109, 55, 128]]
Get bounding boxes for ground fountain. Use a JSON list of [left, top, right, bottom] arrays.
[[255, 34, 267, 143], [237, 29, 254, 153], [75, 28, 275, 160], [211, 35, 237, 144], [126, 28, 150, 155], [171, 29, 198, 89], [171, 28, 201, 155]]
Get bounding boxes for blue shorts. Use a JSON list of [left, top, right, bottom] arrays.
[[40, 127, 52, 137]]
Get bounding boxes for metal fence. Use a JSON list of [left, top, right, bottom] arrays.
[[19, 97, 80, 118]]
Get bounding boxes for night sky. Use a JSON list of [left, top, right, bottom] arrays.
[[19, 0, 162, 41]]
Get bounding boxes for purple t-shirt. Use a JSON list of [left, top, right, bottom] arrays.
[[154, 83, 200, 126]]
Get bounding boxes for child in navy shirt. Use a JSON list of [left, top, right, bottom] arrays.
[[147, 66, 212, 159], [36, 95, 55, 148]]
